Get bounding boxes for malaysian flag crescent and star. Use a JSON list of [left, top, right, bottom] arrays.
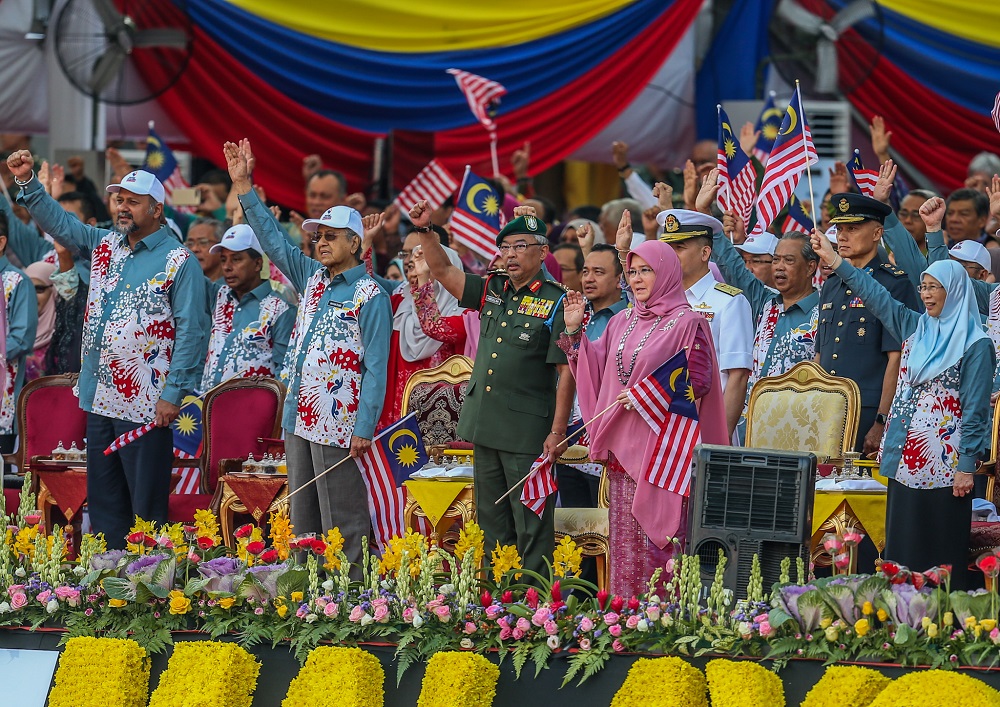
[[752, 91, 785, 164], [450, 168, 503, 260], [716, 105, 756, 224]]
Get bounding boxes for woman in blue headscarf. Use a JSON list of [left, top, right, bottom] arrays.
[[812, 232, 994, 588]]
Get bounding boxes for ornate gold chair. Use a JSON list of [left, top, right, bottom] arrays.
[[401, 355, 473, 449], [745, 360, 861, 459], [553, 446, 610, 592]]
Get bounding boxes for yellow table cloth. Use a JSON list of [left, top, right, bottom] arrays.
[[812, 491, 887, 552], [404, 479, 472, 529]]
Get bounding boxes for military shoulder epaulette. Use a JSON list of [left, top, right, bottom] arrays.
[[714, 282, 743, 296], [881, 263, 907, 276], [545, 278, 570, 292]]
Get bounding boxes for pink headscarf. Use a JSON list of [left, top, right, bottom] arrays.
[[571, 240, 727, 548]]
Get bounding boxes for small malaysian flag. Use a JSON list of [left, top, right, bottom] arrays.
[[847, 149, 878, 198], [394, 159, 459, 213], [624, 350, 701, 495], [447, 69, 507, 134], [449, 167, 502, 260], [993, 91, 1000, 134], [780, 193, 814, 233], [717, 105, 757, 224], [752, 92, 784, 164], [520, 455, 557, 517], [356, 413, 429, 550], [143, 122, 191, 210]]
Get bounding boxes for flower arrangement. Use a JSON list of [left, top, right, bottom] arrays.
[[454, 522, 485, 568], [866, 669, 1000, 707], [47, 637, 150, 707], [801, 665, 891, 707], [282, 646, 384, 707], [416, 651, 499, 707], [705, 659, 784, 707], [148, 641, 261, 707], [610, 657, 708, 707]]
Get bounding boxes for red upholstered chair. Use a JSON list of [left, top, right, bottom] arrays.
[[168, 377, 285, 522], [400, 356, 473, 449], [2, 374, 87, 482]]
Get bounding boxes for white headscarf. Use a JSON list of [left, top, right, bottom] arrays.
[[393, 246, 464, 362]]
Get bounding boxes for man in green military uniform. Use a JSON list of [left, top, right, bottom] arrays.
[[408, 200, 574, 577]]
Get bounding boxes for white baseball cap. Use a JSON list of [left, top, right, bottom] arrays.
[[301, 205, 364, 236], [735, 233, 779, 256], [949, 240, 991, 273], [210, 224, 263, 254], [106, 170, 165, 204]]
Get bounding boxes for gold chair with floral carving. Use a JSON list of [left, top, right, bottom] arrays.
[[554, 447, 609, 591], [401, 355, 474, 449]]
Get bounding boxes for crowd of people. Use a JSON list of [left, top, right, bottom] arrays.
[[1, 117, 999, 594]]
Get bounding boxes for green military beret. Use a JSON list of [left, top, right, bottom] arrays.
[[495, 214, 548, 246]]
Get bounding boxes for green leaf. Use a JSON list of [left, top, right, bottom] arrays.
[[102, 577, 136, 601], [894, 624, 915, 646], [275, 567, 308, 599], [512, 642, 531, 679], [530, 642, 552, 677]]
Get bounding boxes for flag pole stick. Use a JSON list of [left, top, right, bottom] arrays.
[[489, 132, 500, 178], [494, 399, 621, 505], [795, 80, 818, 231], [716, 104, 735, 243]]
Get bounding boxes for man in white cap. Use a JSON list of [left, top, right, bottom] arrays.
[[200, 223, 295, 390], [949, 240, 992, 282], [656, 209, 753, 438], [225, 139, 391, 574], [7, 152, 208, 547], [735, 233, 778, 289]]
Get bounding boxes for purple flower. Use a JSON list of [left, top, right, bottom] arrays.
[[243, 563, 288, 603], [125, 554, 166, 577], [197, 557, 245, 594], [777, 584, 810, 626], [124, 553, 175, 591], [89, 550, 128, 573]]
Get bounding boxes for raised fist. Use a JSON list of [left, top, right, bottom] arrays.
[[6, 150, 34, 181]]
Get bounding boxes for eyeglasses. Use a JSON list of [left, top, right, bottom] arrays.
[[498, 242, 542, 254], [398, 246, 423, 260], [626, 267, 655, 279], [311, 232, 355, 244], [917, 284, 944, 293], [185, 238, 216, 248]]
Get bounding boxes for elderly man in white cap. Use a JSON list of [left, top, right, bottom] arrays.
[[201, 224, 295, 390], [656, 209, 753, 438], [735, 233, 778, 289], [7, 152, 209, 547], [949, 240, 992, 282], [225, 139, 391, 573]]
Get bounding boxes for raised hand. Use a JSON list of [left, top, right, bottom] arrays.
[[562, 290, 586, 332], [722, 211, 747, 242], [611, 141, 630, 171], [50, 163, 66, 199], [513, 204, 537, 218], [223, 140, 251, 191], [344, 192, 367, 212], [576, 222, 595, 256], [105, 146, 132, 182], [695, 169, 721, 215], [511, 141, 531, 180], [239, 138, 255, 178], [869, 116, 892, 162], [302, 154, 323, 182], [810, 227, 838, 267], [410, 246, 431, 285], [873, 159, 897, 204], [641, 206, 660, 240], [919, 196, 946, 232], [652, 182, 673, 210], [289, 211, 305, 229], [408, 200, 432, 230], [827, 161, 850, 195], [361, 212, 384, 255], [382, 203, 401, 236], [615, 210, 633, 252], [195, 184, 223, 214], [37, 161, 50, 193], [682, 160, 698, 209], [738, 122, 760, 157], [986, 174, 1000, 222]]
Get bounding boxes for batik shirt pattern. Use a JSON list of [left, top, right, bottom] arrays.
[[0, 270, 23, 433]]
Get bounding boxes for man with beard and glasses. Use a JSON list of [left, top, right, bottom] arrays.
[[9, 152, 208, 548]]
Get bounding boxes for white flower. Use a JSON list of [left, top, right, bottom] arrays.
[[360, 613, 374, 626], [738, 621, 753, 637], [439, 584, 455, 595], [546, 635, 560, 650], [380, 580, 391, 590], [661, 614, 673, 627], [46, 599, 60, 614], [722, 589, 734, 607], [14, 568, 25, 578], [636, 619, 649, 632], [412, 614, 424, 629], [322, 579, 335, 591], [460, 638, 474, 649], [648, 595, 660, 604], [305, 613, 319, 623], [0, 602, 10, 614], [72, 566, 86, 577]]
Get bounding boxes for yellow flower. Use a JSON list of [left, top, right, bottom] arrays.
[[237, 526, 264, 565], [928, 623, 939, 638], [876, 609, 889, 622], [552, 535, 583, 578], [417, 652, 500, 707], [854, 619, 870, 637], [820, 617, 833, 629], [611, 657, 708, 707], [801, 666, 890, 707], [825, 626, 840, 643], [378, 530, 427, 579], [161, 522, 188, 560], [706, 659, 783, 707], [866, 669, 1000, 707], [944, 611, 954, 626], [269, 511, 294, 561], [48, 637, 150, 707], [491, 542, 523, 583], [127, 517, 157, 554], [922, 616, 932, 630], [109, 598, 128, 608], [323, 528, 344, 572], [13, 525, 39, 558], [454, 522, 486, 568], [193, 509, 221, 544], [981, 619, 997, 632], [862, 601, 874, 616], [277, 604, 289, 618], [291, 591, 304, 602], [965, 616, 978, 629], [168, 590, 191, 616], [283, 646, 384, 707], [149, 642, 260, 707], [218, 597, 236, 610]]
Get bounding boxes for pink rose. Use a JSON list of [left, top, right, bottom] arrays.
[[645, 606, 660, 621], [402, 607, 415, 623], [433, 605, 452, 622], [324, 602, 339, 617], [612, 639, 625, 652], [374, 605, 390, 623], [54, 586, 76, 600], [991, 628, 1000, 645], [36, 590, 52, 604], [544, 619, 558, 636], [499, 627, 513, 640], [532, 608, 550, 627], [625, 615, 640, 630], [759, 621, 773, 638], [426, 597, 442, 609], [6, 585, 25, 597], [579, 617, 594, 632], [609, 624, 622, 637], [603, 612, 620, 626], [464, 622, 477, 635], [349, 605, 365, 623], [753, 614, 767, 624], [372, 597, 388, 608], [579, 637, 592, 651], [10, 593, 27, 610], [296, 605, 308, 618], [254, 607, 264, 615], [664, 559, 675, 574], [314, 598, 328, 610], [497, 616, 510, 629], [516, 617, 531, 632], [512, 628, 526, 640], [485, 605, 504, 620]]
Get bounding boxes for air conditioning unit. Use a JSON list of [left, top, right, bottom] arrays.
[[688, 444, 816, 599], [801, 100, 850, 160]]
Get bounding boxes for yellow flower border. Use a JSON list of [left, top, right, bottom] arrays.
[[867, 669, 1000, 707], [417, 652, 500, 707], [610, 657, 708, 707], [705, 659, 785, 707], [801, 665, 890, 707], [148, 642, 261, 707], [48, 637, 150, 707], [283, 646, 384, 707]]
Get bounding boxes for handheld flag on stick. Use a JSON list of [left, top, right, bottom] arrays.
[[781, 194, 814, 233], [847, 149, 878, 198], [752, 91, 784, 164], [717, 105, 757, 225], [520, 455, 558, 517], [624, 350, 701, 495], [356, 413, 429, 550], [144, 121, 190, 209], [105, 421, 157, 456], [992, 91, 1000, 134], [393, 159, 459, 213], [447, 68, 507, 176], [450, 166, 503, 260]]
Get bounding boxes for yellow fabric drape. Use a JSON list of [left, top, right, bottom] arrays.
[[404, 479, 471, 529], [878, 0, 1000, 48], [226, 0, 636, 52], [812, 492, 887, 552]]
